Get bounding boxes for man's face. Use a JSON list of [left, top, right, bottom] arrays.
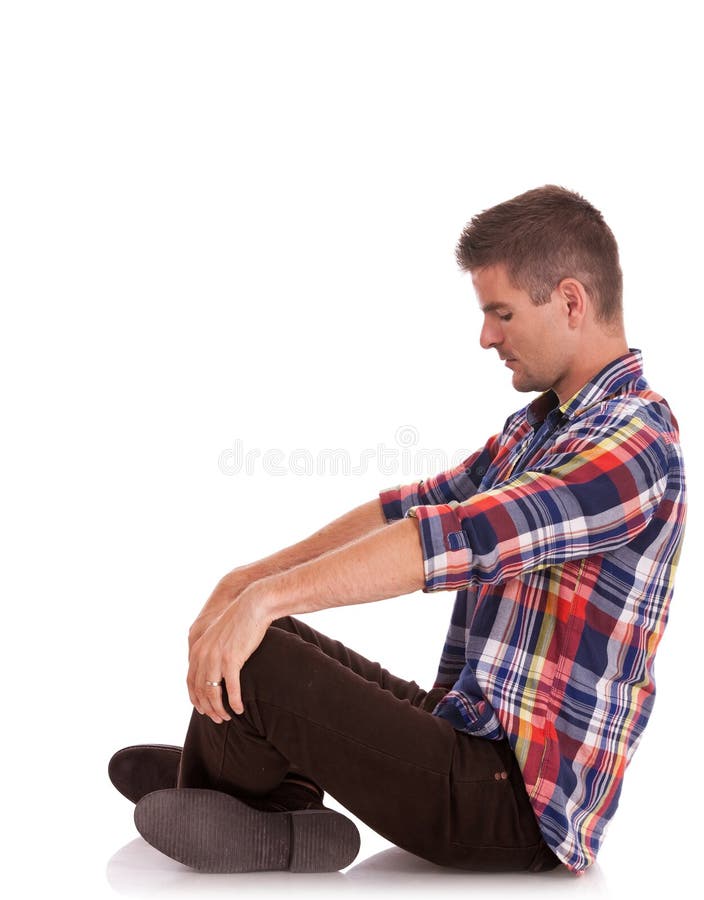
[[472, 263, 575, 397]]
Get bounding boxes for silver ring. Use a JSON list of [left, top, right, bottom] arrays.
[[205, 680, 222, 687]]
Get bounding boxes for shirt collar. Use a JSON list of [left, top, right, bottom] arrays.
[[526, 348, 645, 428]]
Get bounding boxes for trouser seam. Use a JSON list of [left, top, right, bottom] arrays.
[[254, 697, 451, 778], [214, 719, 233, 789]]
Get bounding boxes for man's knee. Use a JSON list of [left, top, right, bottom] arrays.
[[270, 615, 298, 634], [239, 622, 306, 695]]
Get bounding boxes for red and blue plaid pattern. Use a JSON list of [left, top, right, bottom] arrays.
[[379, 350, 686, 872]]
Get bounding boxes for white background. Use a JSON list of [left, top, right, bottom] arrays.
[[1, 2, 702, 898]]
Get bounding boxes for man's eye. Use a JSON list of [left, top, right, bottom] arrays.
[[499, 313, 513, 322]]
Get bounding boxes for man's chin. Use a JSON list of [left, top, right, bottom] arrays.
[[511, 373, 544, 394], [511, 374, 532, 393]]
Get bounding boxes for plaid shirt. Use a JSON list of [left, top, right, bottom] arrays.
[[379, 350, 686, 872]]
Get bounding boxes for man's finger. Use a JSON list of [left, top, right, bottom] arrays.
[[191, 651, 223, 721], [187, 656, 208, 715], [200, 646, 231, 721], [201, 681, 227, 723], [197, 685, 221, 722], [186, 660, 201, 712], [196, 665, 226, 722], [224, 669, 244, 716], [204, 679, 230, 723]]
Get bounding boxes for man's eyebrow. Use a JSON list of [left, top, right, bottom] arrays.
[[479, 301, 511, 313]]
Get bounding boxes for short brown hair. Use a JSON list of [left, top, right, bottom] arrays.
[[455, 185, 623, 322]]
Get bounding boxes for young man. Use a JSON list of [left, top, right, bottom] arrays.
[[109, 186, 686, 875]]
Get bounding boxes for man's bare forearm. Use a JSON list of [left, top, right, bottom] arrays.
[[189, 515, 426, 720], [235, 497, 388, 582], [259, 517, 426, 620]]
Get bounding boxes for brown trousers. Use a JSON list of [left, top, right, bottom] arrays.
[[177, 616, 561, 872]]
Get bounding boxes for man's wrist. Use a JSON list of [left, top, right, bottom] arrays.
[[241, 573, 291, 625]]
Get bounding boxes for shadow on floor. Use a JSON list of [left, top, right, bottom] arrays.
[[106, 837, 601, 898]]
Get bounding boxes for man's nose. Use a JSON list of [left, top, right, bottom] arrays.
[[480, 319, 503, 350]]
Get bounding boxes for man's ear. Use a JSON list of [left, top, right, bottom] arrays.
[[555, 278, 589, 328]]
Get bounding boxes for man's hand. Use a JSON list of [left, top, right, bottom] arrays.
[[186, 516, 425, 724], [188, 569, 256, 658], [186, 584, 274, 723]]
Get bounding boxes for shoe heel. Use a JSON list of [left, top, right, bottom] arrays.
[[288, 809, 360, 873]]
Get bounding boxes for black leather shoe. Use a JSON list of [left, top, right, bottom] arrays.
[[109, 744, 183, 804], [134, 788, 361, 873]]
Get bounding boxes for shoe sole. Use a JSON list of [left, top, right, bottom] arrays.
[[109, 744, 183, 804], [134, 788, 360, 873]]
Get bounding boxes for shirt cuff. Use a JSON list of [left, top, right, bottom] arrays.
[[406, 502, 473, 592], [378, 482, 425, 523]]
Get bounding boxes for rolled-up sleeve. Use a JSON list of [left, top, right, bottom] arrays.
[[379, 435, 499, 524], [406, 414, 671, 593]]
